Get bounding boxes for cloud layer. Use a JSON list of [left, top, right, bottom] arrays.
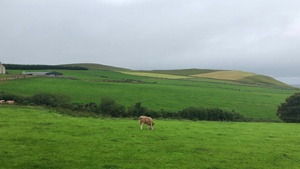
[[1, 0, 300, 83]]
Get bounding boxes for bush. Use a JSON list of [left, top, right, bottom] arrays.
[[31, 93, 71, 107], [0, 91, 30, 104], [0, 91, 17, 101], [178, 106, 248, 121], [99, 97, 126, 117], [277, 93, 300, 123], [69, 103, 87, 111], [127, 102, 148, 117], [0, 91, 252, 122], [179, 106, 210, 120]]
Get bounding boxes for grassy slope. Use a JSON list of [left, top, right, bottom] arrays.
[[68, 63, 293, 88], [142, 68, 220, 76], [119, 71, 191, 79], [2, 64, 298, 120], [239, 75, 292, 88], [0, 70, 298, 120], [1, 106, 300, 169], [192, 70, 256, 80]]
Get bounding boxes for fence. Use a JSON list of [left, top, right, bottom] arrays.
[[0, 75, 76, 82], [0, 75, 33, 82]]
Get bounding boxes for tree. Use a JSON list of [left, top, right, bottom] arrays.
[[277, 93, 300, 123], [127, 102, 148, 117], [99, 97, 126, 117]]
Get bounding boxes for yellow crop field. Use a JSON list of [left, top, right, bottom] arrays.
[[120, 71, 191, 79], [192, 70, 255, 81]]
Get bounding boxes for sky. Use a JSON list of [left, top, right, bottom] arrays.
[[1, 0, 300, 85]]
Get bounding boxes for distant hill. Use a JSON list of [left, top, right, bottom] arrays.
[[143, 69, 220, 76], [128, 69, 292, 89], [2, 63, 299, 120], [49, 63, 296, 89]]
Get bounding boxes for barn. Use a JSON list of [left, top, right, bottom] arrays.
[[0, 62, 5, 74], [22, 71, 63, 77], [46, 71, 63, 76]]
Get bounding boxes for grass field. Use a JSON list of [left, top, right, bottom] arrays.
[[192, 70, 256, 80], [142, 69, 220, 76], [0, 76, 297, 120], [1, 106, 300, 169], [1, 68, 299, 120], [120, 71, 191, 79]]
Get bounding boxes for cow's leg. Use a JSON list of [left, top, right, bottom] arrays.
[[140, 122, 143, 130]]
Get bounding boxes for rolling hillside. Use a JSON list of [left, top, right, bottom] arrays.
[[1, 63, 299, 169], [1, 63, 298, 120], [68, 63, 293, 89]]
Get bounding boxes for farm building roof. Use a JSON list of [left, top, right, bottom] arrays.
[[22, 71, 63, 76], [0, 62, 5, 68]]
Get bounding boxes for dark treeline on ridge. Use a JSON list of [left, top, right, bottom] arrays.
[[0, 92, 278, 122], [3, 64, 88, 70]]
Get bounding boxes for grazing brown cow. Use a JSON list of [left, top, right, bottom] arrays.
[[0, 100, 5, 104], [139, 116, 155, 130], [6, 100, 14, 104]]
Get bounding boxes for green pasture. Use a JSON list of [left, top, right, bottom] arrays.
[[147, 79, 298, 97], [0, 69, 298, 120], [239, 75, 291, 87], [8, 70, 150, 81], [142, 68, 220, 76], [120, 71, 191, 79], [1, 106, 300, 169], [191, 70, 255, 80]]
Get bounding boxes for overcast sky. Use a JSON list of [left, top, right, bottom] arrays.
[[1, 0, 300, 84]]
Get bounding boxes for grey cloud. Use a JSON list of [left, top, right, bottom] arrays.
[[1, 0, 300, 84]]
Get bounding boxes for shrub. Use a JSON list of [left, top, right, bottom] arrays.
[[31, 93, 71, 107], [0, 91, 30, 104], [277, 93, 300, 123], [127, 102, 148, 117], [99, 97, 126, 117], [160, 109, 178, 119], [69, 103, 87, 111], [179, 106, 208, 120], [0, 91, 17, 101], [178, 106, 248, 121], [0, 91, 252, 122]]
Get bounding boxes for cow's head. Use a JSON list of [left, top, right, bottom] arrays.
[[150, 123, 155, 130]]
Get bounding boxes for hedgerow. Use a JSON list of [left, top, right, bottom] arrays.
[[0, 91, 275, 122]]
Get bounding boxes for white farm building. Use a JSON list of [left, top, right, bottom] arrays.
[[0, 62, 5, 74], [22, 71, 63, 77]]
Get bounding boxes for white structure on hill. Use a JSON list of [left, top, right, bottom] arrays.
[[22, 71, 63, 76], [0, 62, 5, 74]]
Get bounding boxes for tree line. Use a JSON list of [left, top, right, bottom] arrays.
[[3, 64, 88, 70], [0, 91, 279, 122], [277, 93, 300, 123]]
